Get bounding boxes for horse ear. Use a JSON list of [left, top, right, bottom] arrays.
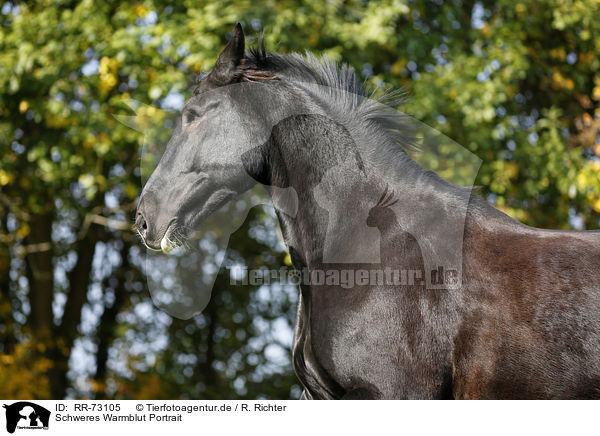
[[209, 22, 245, 84]]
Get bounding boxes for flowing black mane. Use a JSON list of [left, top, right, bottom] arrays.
[[252, 42, 418, 152], [193, 37, 418, 155], [243, 40, 477, 199]]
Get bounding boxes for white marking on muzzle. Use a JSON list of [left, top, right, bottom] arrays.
[[160, 236, 176, 254]]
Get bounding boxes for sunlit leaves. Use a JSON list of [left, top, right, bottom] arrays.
[[0, 341, 52, 399]]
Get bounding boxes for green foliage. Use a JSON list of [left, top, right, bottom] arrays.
[[408, 0, 600, 227], [0, 0, 598, 399]]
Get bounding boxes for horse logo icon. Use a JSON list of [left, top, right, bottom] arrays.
[[3, 402, 50, 433]]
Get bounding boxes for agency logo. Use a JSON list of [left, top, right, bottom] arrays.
[[2, 402, 50, 434]]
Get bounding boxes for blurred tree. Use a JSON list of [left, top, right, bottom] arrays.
[[0, 0, 598, 399], [0, 0, 299, 399]]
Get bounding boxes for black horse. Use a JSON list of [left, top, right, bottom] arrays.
[[136, 24, 600, 399]]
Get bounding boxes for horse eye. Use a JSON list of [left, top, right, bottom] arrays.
[[184, 109, 200, 124]]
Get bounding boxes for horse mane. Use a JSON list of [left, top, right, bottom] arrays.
[[244, 39, 484, 202], [245, 39, 419, 155], [195, 36, 468, 195]]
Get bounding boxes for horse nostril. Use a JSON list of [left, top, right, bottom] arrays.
[[136, 210, 148, 235]]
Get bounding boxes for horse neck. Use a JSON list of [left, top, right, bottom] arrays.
[[267, 112, 474, 275]]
